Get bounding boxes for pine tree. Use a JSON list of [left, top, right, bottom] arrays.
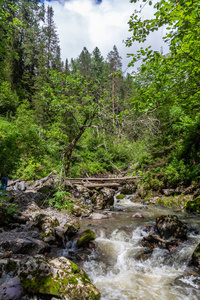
[[43, 6, 61, 71], [107, 45, 122, 122]]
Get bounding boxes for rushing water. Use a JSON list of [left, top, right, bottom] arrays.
[[80, 194, 200, 300]]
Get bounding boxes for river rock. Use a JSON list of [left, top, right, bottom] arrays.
[[19, 256, 100, 299], [156, 215, 187, 240], [33, 213, 59, 244], [0, 276, 25, 300], [77, 229, 95, 248], [0, 237, 50, 255], [88, 213, 109, 220], [134, 248, 153, 260], [92, 187, 115, 209], [74, 184, 91, 199], [131, 212, 144, 218], [65, 223, 79, 238], [141, 233, 166, 249], [192, 243, 200, 268], [120, 183, 137, 195]]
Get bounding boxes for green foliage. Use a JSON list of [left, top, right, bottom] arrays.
[[48, 190, 72, 212], [0, 192, 19, 221], [0, 82, 19, 116], [184, 197, 200, 214]]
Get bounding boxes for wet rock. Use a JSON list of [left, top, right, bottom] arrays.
[[192, 243, 200, 268], [116, 194, 125, 200], [54, 226, 68, 247], [134, 248, 153, 260], [139, 225, 155, 234], [88, 213, 109, 220], [120, 183, 137, 195], [141, 233, 166, 249], [19, 256, 100, 299], [77, 229, 95, 248], [0, 276, 25, 300], [156, 215, 187, 240], [65, 224, 79, 238], [131, 212, 144, 219], [0, 238, 50, 255], [92, 188, 115, 209]]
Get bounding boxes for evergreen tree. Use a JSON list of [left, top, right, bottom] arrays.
[[43, 5, 61, 71], [107, 45, 122, 121]]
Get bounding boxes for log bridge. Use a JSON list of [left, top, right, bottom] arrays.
[[66, 176, 139, 188]]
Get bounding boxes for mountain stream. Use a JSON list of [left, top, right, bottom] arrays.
[[79, 194, 200, 300]]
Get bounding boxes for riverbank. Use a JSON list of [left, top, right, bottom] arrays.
[[0, 173, 200, 299]]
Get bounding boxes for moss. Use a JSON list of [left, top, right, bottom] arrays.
[[40, 228, 54, 238], [20, 274, 60, 295], [70, 260, 80, 273], [77, 229, 95, 248], [185, 197, 200, 213], [192, 243, 200, 267], [116, 194, 125, 200], [4, 259, 17, 273]]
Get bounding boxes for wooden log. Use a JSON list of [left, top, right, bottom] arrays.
[[67, 176, 138, 181], [81, 183, 120, 188]]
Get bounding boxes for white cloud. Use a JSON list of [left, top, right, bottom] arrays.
[[43, 0, 167, 72]]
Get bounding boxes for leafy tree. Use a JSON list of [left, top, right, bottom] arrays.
[[126, 0, 200, 185]]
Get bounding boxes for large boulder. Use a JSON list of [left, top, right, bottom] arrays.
[[156, 215, 187, 240], [0, 238, 50, 255], [33, 213, 59, 244], [19, 256, 100, 299], [92, 188, 115, 209], [121, 183, 137, 195]]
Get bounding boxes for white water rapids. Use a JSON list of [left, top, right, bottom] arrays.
[[80, 195, 200, 300]]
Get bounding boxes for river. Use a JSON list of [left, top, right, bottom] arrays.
[[80, 194, 200, 300]]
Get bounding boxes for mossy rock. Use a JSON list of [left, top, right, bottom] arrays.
[[116, 194, 125, 200], [192, 243, 200, 267], [19, 256, 100, 299], [185, 197, 200, 214], [77, 229, 95, 248], [65, 224, 79, 238]]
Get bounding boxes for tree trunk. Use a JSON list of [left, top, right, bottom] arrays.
[[64, 110, 96, 176]]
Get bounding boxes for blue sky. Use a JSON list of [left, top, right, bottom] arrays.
[[40, 0, 166, 72]]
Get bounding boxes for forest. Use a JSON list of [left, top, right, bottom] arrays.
[[0, 0, 200, 192]]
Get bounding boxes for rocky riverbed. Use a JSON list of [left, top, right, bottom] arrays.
[[0, 175, 200, 299]]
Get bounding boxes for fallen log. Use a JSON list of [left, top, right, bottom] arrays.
[[80, 183, 120, 188], [67, 176, 139, 182]]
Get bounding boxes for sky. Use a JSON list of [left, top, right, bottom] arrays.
[[41, 0, 167, 73]]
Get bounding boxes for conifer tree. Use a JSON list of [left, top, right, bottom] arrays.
[[107, 45, 122, 121], [43, 6, 61, 71]]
